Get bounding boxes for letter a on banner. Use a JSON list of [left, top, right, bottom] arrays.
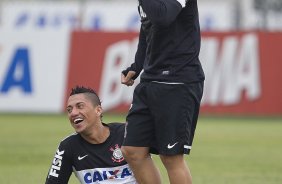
[[1, 48, 32, 93]]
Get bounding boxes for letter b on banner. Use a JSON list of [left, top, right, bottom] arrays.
[[99, 39, 138, 110]]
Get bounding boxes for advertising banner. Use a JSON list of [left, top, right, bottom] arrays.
[[0, 1, 140, 31], [66, 31, 282, 115], [65, 31, 139, 111], [1, 30, 281, 115], [0, 29, 70, 112], [1, 1, 81, 30], [200, 32, 282, 115], [81, 1, 140, 31], [1, 1, 236, 31]]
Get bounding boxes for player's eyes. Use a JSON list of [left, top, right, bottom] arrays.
[[77, 103, 84, 109], [66, 108, 72, 113]]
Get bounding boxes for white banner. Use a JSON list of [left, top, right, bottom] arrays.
[[81, 1, 140, 31], [0, 29, 70, 112], [0, 1, 140, 31], [198, 1, 236, 31], [1, 1, 81, 30], [1, 1, 236, 31], [240, 0, 282, 30]]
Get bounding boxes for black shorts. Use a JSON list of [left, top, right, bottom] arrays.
[[123, 81, 204, 155]]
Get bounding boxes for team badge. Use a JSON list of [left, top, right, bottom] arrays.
[[109, 144, 124, 163]]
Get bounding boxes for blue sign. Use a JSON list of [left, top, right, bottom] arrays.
[[1, 47, 33, 93]]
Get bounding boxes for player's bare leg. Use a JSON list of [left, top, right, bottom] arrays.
[[160, 154, 192, 184], [121, 146, 162, 184]]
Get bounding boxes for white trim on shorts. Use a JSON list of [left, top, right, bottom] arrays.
[[151, 81, 185, 85], [176, 0, 187, 8], [184, 145, 192, 150]]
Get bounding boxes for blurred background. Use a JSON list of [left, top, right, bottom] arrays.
[[0, 0, 282, 184], [0, 0, 281, 115]]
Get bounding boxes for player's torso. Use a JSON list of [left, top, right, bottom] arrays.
[[137, 0, 204, 83], [70, 124, 136, 183]]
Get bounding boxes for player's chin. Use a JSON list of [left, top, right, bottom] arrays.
[[74, 127, 84, 134], [72, 122, 85, 132]]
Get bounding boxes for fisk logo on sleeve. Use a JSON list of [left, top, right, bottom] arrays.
[[49, 149, 65, 178]]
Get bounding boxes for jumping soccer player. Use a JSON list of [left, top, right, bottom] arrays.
[[121, 0, 205, 183], [45, 86, 137, 184]]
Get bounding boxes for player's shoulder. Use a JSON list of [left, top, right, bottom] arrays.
[[106, 122, 126, 133], [60, 132, 80, 145], [107, 122, 125, 128]]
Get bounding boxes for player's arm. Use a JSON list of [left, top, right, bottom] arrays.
[[140, 0, 186, 27], [45, 142, 73, 184], [121, 26, 147, 86]]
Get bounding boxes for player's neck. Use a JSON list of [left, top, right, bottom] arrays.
[[82, 124, 110, 144]]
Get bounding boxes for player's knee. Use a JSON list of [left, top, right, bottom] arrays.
[[160, 154, 185, 168], [160, 155, 174, 167], [121, 146, 149, 162], [121, 146, 137, 161]]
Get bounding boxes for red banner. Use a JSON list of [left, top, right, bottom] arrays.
[[66, 31, 282, 116], [200, 32, 282, 115]]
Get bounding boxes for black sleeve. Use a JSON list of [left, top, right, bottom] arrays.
[[45, 142, 73, 184], [122, 26, 147, 80], [140, 0, 183, 27]]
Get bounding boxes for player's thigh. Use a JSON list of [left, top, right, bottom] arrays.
[[149, 82, 203, 155], [123, 83, 155, 147]]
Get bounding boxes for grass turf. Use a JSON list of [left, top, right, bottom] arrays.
[[0, 113, 281, 184]]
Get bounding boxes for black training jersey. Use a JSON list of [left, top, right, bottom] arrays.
[[124, 0, 205, 83], [45, 123, 137, 184]]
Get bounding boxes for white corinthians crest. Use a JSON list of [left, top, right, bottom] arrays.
[[110, 144, 124, 163]]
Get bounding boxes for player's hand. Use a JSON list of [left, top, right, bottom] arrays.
[[121, 71, 136, 86]]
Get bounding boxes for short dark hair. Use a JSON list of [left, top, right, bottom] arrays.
[[70, 86, 101, 106]]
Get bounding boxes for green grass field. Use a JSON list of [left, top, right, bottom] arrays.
[[0, 113, 281, 184]]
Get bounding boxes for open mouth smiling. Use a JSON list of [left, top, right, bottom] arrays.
[[73, 118, 84, 125]]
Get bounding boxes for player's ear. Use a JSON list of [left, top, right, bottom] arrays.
[[95, 105, 103, 116]]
